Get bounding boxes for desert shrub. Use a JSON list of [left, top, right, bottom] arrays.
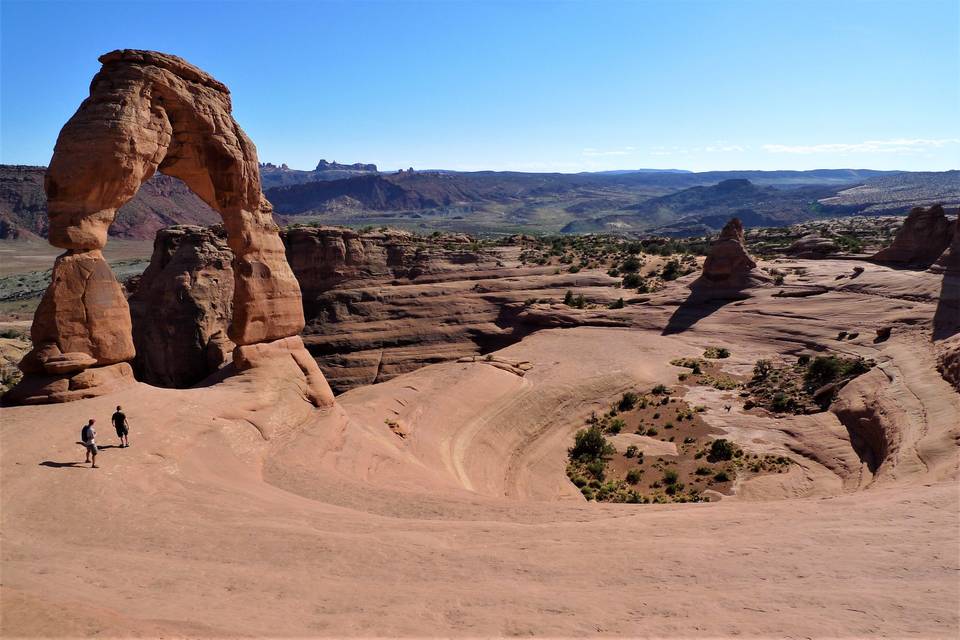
[[805, 355, 842, 386], [664, 422, 674, 430], [713, 470, 730, 482], [703, 346, 730, 359], [606, 418, 625, 435], [608, 297, 625, 309], [621, 273, 642, 288], [585, 460, 606, 481], [661, 259, 682, 281], [572, 475, 588, 488], [771, 392, 793, 412], [707, 439, 737, 462], [695, 466, 712, 476], [752, 359, 772, 381], [618, 391, 638, 411], [773, 273, 785, 285], [646, 427, 658, 436], [625, 469, 643, 485], [569, 426, 612, 462], [797, 354, 811, 366], [0, 329, 22, 339], [625, 445, 639, 458], [620, 256, 641, 273], [663, 469, 679, 486], [651, 384, 670, 395]]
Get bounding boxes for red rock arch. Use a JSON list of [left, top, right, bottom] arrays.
[[14, 50, 327, 405]]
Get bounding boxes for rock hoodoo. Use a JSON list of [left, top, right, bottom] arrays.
[[8, 50, 332, 406], [872, 204, 954, 266], [693, 217, 759, 289]]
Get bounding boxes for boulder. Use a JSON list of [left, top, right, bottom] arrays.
[[786, 234, 839, 258], [872, 205, 953, 265]]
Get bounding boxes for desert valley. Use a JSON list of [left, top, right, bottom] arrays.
[[1, 9, 958, 638]]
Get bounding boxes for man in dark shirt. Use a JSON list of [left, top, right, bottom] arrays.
[[112, 406, 129, 448]]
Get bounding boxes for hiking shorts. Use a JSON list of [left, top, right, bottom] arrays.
[[115, 425, 128, 437], [85, 442, 98, 455]]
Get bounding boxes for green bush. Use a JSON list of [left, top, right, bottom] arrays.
[[703, 346, 730, 359], [695, 466, 712, 476], [618, 391, 638, 411], [707, 439, 737, 462], [606, 418, 625, 435], [625, 445, 639, 458], [568, 426, 611, 462], [713, 470, 730, 482], [586, 460, 606, 481], [663, 469, 679, 486], [621, 273, 642, 289], [608, 297, 625, 309], [651, 384, 670, 395], [625, 469, 643, 485]]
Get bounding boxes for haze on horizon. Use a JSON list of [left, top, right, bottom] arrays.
[[1, 0, 958, 173]]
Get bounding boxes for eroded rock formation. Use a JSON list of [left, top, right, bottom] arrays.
[[786, 234, 838, 259], [692, 217, 759, 289], [872, 204, 953, 265], [128, 225, 235, 387], [8, 49, 331, 406], [123, 225, 623, 393]]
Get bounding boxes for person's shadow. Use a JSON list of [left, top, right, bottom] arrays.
[[39, 444, 124, 469]]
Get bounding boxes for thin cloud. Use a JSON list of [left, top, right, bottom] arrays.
[[763, 138, 960, 154]]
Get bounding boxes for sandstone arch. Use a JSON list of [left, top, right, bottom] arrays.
[[12, 50, 331, 405]]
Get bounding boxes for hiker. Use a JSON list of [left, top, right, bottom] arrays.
[[81, 419, 98, 468], [112, 405, 130, 447]]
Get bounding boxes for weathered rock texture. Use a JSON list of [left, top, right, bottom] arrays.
[[9, 50, 328, 405], [786, 234, 839, 258], [692, 217, 759, 289], [124, 226, 624, 393], [128, 225, 235, 388], [872, 204, 953, 265]]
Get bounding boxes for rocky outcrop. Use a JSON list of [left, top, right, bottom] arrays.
[[315, 160, 377, 172], [128, 225, 235, 388], [786, 234, 839, 258], [287, 227, 623, 392], [932, 212, 960, 273], [123, 225, 621, 394], [692, 217, 760, 290], [872, 204, 953, 265], [7, 50, 330, 406]]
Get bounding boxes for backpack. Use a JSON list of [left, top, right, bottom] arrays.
[[81, 424, 92, 443]]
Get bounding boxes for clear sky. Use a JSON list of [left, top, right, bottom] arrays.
[[2, 0, 958, 172]]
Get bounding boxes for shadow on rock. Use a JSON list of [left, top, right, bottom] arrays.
[[662, 292, 747, 335]]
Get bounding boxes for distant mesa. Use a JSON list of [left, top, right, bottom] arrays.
[[315, 159, 378, 173], [871, 204, 955, 266]]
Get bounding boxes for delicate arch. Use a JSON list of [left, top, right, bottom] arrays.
[[42, 49, 303, 349]]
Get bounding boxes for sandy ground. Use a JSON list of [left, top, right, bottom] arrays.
[[1, 257, 958, 637]]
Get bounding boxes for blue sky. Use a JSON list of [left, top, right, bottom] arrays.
[[2, 0, 958, 172]]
